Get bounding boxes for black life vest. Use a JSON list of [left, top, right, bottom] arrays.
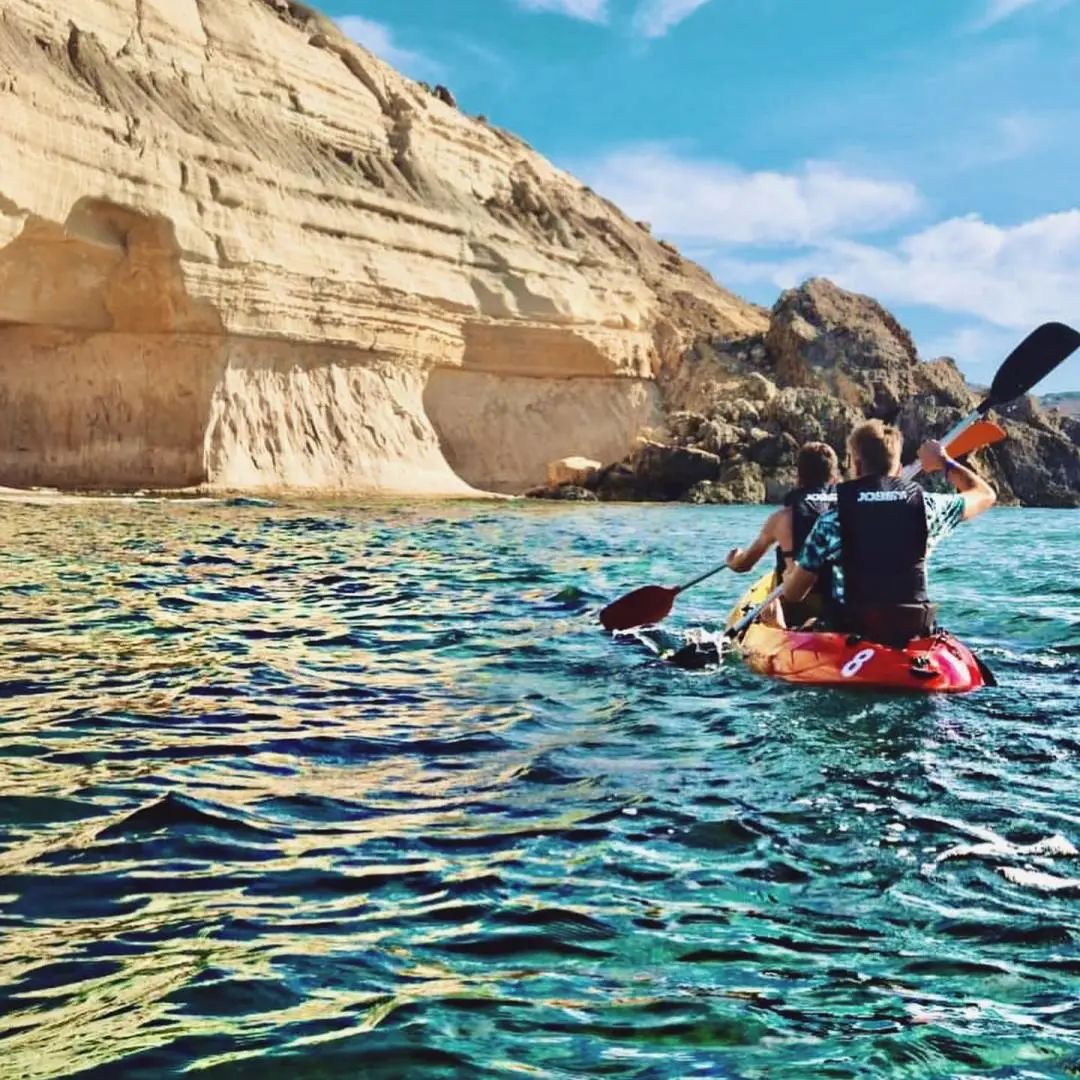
[[836, 475, 929, 608], [776, 485, 835, 596]]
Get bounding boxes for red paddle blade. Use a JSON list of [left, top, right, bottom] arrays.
[[946, 419, 1006, 458], [599, 585, 679, 632]]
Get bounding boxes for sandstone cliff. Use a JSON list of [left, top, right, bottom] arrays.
[[2, 5, 1073, 505], [0, 0, 765, 494]]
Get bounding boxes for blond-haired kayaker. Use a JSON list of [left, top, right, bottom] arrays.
[[783, 420, 996, 646]]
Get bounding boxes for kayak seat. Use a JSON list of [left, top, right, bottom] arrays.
[[841, 603, 939, 649], [780, 597, 823, 629]]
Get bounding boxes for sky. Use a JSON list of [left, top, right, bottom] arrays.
[[325, 0, 1080, 391]]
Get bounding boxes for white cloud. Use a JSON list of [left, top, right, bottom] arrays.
[[580, 144, 921, 245], [811, 211, 1080, 330], [973, 0, 1072, 29], [704, 210, 1080, 335], [980, 0, 1041, 25], [632, 0, 712, 38], [923, 112, 1058, 173], [516, 0, 609, 22], [337, 16, 441, 80], [974, 112, 1054, 163]]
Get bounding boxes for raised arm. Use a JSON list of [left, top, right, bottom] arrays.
[[917, 439, 997, 521]]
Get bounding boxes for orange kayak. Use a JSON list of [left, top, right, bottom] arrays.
[[725, 574, 986, 693]]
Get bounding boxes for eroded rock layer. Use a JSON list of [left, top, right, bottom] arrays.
[[0, 0, 765, 493]]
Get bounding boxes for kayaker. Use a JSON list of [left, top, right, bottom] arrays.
[[782, 420, 997, 646], [725, 441, 839, 626]]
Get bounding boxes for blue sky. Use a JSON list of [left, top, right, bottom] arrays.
[[325, 0, 1080, 391]]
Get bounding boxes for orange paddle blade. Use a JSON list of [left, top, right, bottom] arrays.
[[921, 420, 1008, 471], [599, 585, 679, 632], [946, 419, 1006, 458]]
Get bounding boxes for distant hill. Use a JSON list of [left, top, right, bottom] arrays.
[[1041, 392, 1080, 417]]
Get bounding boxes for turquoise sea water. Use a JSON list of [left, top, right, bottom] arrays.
[[0, 497, 1077, 1079]]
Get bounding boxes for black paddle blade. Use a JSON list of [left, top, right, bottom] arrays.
[[988, 322, 1080, 408], [973, 652, 998, 689]]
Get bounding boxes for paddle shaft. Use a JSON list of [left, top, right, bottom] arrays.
[[726, 581, 785, 639], [677, 562, 728, 593]]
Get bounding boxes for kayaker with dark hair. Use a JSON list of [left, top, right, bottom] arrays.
[[725, 441, 840, 625], [782, 419, 997, 646]]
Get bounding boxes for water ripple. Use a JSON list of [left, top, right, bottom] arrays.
[[0, 500, 1076, 1077]]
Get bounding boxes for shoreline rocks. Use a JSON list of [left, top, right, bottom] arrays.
[[546, 456, 602, 489], [0, 3, 1074, 506], [528, 279, 1080, 508]]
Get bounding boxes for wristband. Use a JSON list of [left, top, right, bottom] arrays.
[[943, 456, 961, 475]]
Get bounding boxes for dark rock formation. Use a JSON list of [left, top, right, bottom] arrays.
[[433, 84, 458, 108], [686, 461, 766, 504], [592, 441, 721, 501], [524, 483, 597, 501], [532, 278, 1080, 507]]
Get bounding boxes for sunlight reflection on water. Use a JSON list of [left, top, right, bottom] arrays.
[[0, 498, 1077, 1078]]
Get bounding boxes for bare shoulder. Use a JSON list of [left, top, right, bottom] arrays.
[[767, 504, 792, 539]]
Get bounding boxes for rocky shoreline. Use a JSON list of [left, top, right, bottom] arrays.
[[529, 279, 1080, 509], [0, 3, 1076, 506]]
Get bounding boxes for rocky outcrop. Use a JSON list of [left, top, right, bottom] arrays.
[[765, 278, 921, 415], [2, 4, 1072, 504], [987, 397, 1080, 508], [0, 0, 765, 494], [546, 456, 601, 487], [543, 279, 1080, 507]]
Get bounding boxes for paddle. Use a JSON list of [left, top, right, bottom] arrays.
[[599, 563, 726, 633], [900, 321, 1080, 480], [599, 420, 1008, 634], [728, 321, 1080, 642], [930, 418, 1006, 461]]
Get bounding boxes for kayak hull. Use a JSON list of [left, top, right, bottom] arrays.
[[725, 574, 985, 693]]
